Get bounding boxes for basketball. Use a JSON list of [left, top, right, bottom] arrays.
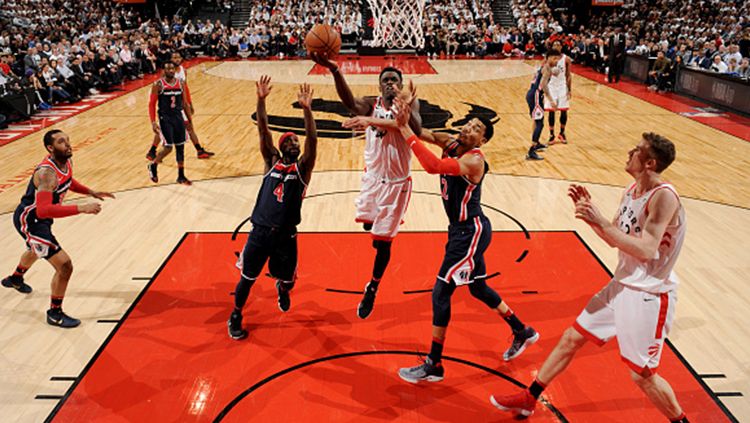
[[305, 24, 341, 58]]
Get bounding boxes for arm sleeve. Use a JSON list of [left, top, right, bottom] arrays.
[[407, 135, 461, 176], [35, 191, 79, 219], [149, 91, 157, 122], [69, 178, 91, 195]]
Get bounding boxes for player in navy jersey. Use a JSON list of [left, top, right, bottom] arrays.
[[228, 75, 318, 340], [351, 93, 539, 382], [2, 129, 114, 327], [525, 49, 562, 161], [147, 61, 193, 185]]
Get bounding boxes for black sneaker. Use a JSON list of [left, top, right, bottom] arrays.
[[46, 309, 81, 328], [177, 175, 192, 186], [2, 276, 32, 294], [398, 356, 445, 383], [526, 149, 544, 161], [147, 163, 158, 183], [503, 326, 540, 361], [228, 311, 248, 340], [276, 281, 291, 312], [533, 143, 547, 151], [548, 133, 555, 144], [357, 283, 378, 319]]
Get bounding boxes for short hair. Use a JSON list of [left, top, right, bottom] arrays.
[[379, 66, 402, 83], [546, 48, 562, 58], [477, 117, 494, 142], [43, 129, 64, 148], [162, 61, 175, 69], [642, 132, 676, 172]]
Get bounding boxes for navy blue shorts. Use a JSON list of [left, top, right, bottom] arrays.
[[437, 215, 491, 285], [158, 114, 186, 146], [236, 225, 298, 283], [13, 206, 62, 259]]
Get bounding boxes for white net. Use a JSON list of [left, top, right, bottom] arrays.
[[365, 0, 426, 49]]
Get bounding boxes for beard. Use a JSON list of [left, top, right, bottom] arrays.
[[282, 150, 300, 161]]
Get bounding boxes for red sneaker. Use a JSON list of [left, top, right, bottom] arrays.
[[197, 151, 211, 159], [489, 390, 536, 417], [557, 133, 567, 144]]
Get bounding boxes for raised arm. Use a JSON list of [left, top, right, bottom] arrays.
[[255, 75, 279, 168], [297, 83, 318, 183], [310, 52, 371, 116]]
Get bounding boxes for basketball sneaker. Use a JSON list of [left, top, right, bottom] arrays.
[[533, 142, 547, 151], [398, 356, 444, 383], [228, 311, 248, 340], [146, 147, 157, 161], [526, 148, 544, 161], [2, 276, 32, 294], [197, 148, 215, 159], [548, 133, 555, 144], [557, 133, 567, 144], [147, 163, 158, 183], [177, 175, 192, 186], [489, 390, 536, 417], [276, 281, 291, 312], [46, 309, 81, 328], [357, 282, 378, 319], [503, 326, 540, 361]]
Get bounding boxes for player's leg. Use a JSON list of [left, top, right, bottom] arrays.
[[174, 120, 191, 185], [146, 132, 159, 161], [491, 281, 619, 416], [229, 227, 271, 340], [398, 279, 455, 383], [2, 249, 37, 293], [526, 93, 545, 160], [149, 120, 173, 182], [631, 371, 687, 422], [268, 229, 298, 313], [46, 249, 80, 328], [558, 110, 568, 143], [547, 110, 556, 143], [354, 175, 379, 231], [185, 119, 214, 158]]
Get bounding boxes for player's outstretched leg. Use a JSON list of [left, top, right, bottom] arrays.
[[357, 239, 391, 319], [175, 144, 192, 185]]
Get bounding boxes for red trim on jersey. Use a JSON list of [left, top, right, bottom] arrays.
[[645, 184, 679, 215], [621, 355, 656, 376], [371, 234, 394, 241], [19, 204, 56, 247], [161, 78, 180, 89], [655, 293, 669, 338], [572, 321, 606, 346], [459, 184, 476, 222], [355, 218, 374, 224], [544, 107, 569, 111], [42, 156, 70, 177]]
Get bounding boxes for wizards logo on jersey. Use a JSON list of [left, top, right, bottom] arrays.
[[250, 99, 500, 139]]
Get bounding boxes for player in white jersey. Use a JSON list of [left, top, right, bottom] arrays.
[[311, 53, 421, 319], [491, 133, 690, 423], [544, 40, 572, 145], [146, 52, 214, 161]]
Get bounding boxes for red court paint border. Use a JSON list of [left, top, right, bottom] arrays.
[[43, 231, 739, 423], [0, 58, 213, 148], [569, 64, 750, 143]]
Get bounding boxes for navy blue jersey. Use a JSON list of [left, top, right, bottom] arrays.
[[157, 78, 183, 119], [440, 141, 488, 224], [18, 156, 73, 222], [250, 160, 307, 228], [526, 66, 544, 98]]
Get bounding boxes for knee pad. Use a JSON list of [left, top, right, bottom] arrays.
[[175, 144, 185, 163]]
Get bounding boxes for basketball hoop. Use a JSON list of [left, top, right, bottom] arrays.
[[366, 0, 426, 49]]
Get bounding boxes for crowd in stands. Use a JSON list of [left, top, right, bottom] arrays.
[[511, 0, 750, 92]]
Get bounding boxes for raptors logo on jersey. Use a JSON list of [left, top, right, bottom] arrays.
[[613, 182, 686, 292]]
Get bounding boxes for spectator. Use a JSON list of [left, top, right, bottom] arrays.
[[647, 51, 671, 91], [710, 55, 728, 73]]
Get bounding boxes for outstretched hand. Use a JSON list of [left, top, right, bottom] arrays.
[[298, 83, 314, 109], [91, 191, 115, 201], [310, 52, 338, 71], [342, 116, 371, 132], [393, 98, 411, 128], [395, 79, 417, 108], [567, 184, 591, 205], [256, 75, 272, 99]]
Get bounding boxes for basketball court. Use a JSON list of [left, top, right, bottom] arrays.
[[0, 55, 748, 422]]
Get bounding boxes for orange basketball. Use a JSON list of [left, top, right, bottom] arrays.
[[305, 24, 341, 58]]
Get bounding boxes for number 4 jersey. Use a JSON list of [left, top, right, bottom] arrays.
[[613, 182, 686, 293], [250, 160, 307, 229]]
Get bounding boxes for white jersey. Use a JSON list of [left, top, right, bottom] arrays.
[[613, 182, 686, 293], [175, 65, 186, 83], [363, 97, 411, 181], [549, 54, 567, 91]]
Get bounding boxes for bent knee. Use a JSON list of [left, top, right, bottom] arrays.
[[561, 327, 587, 350], [59, 260, 73, 277]]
